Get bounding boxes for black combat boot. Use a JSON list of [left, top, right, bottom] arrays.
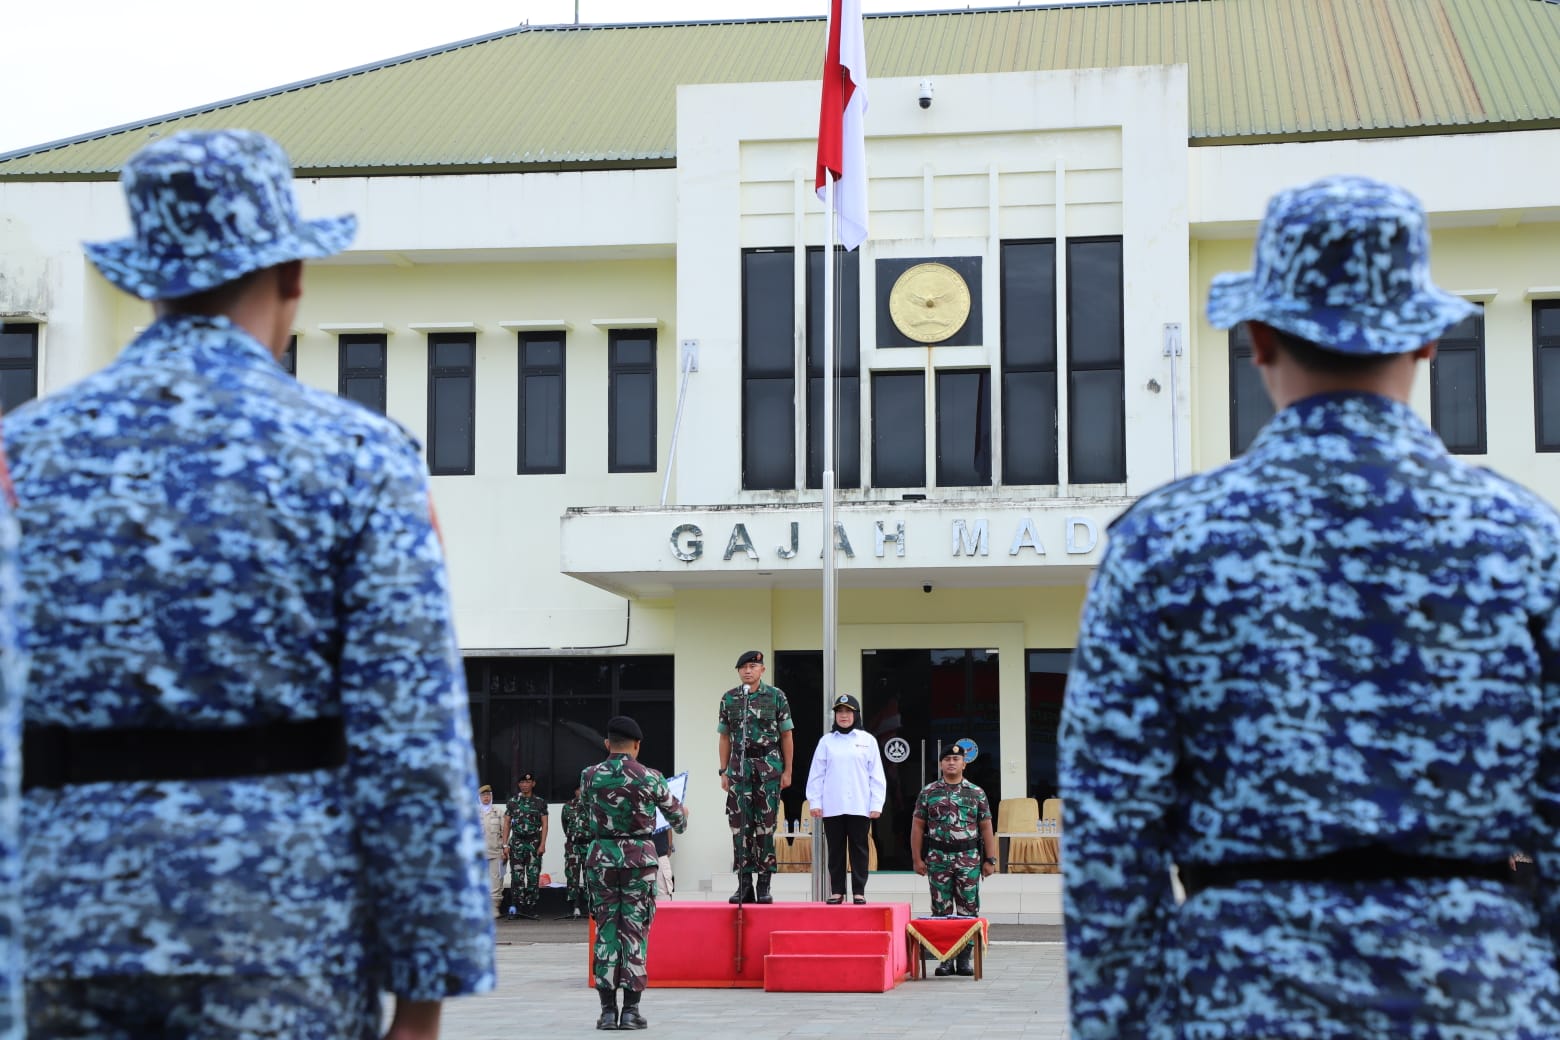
[[596, 987, 619, 1030], [755, 872, 774, 904], [934, 957, 955, 977], [728, 876, 755, 904], [955, 946, 975, 976], [618, 989, 647, 1030]]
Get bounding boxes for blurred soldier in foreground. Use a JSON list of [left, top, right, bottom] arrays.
[[582, 715, 687, 1030], [13, 129, 493, 1039], [1062, 175, 1560, 1037]]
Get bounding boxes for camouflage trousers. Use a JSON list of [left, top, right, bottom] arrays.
[[508, 836, 541, 910], [588, 864, 660, 992], [926, 847, 981, 917], [565, 848, 587, 911], [725, 753, 781, 875]]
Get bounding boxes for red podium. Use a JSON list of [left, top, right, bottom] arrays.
[[590, 901, 912, 990]]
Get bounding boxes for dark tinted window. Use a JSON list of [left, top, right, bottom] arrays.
[[743, 249, 796, 489], [0, 324, 39, 413], [1229, 324, 1275, 456], [806, 246, 861, 489], [871, 371, 925, 488], [1430, 307, 1485, 455], [338, 334, 387, 414], [1537, 302, 1560, 452], [428, 333, 475, 475], [519, 333, 566, 474], [609, 330, 657, 473], [936, 369, 991, 487], [1001, 241, 1057, 484], [1067, 239, 1124, 483]]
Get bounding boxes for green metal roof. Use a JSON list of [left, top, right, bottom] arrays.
[[3, 0, 1558, 179]]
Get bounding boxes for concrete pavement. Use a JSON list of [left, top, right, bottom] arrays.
[[433, 918, 1071, 1039]]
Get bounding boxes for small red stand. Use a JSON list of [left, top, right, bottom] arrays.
[[905, 917, 989, 980]]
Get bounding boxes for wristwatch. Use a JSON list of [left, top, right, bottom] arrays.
[[983, 856, 997, 865]]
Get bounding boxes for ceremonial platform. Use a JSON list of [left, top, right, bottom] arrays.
[[593, 901, 913, 992]]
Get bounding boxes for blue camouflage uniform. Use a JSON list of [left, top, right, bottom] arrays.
[[1061, 391, 1560, 1038], [0, 444, 23, 1040], [12, 313, 495, 1037]]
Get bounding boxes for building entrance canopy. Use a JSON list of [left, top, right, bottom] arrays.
[[560, 498, 1130, 597]]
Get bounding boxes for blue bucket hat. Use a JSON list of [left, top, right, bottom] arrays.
[[85, 129, 356, 301], [1206, 175, 1475, 356]]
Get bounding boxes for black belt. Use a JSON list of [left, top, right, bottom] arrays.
[[511, 831, 540, 840], [926, 837, 980, 854], [22, 717, 348, 791], [595, 832, 652, 840], [1179, 848, 1517, 898], [738, 744, 775, 755]]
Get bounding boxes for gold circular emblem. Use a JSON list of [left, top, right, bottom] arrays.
[[888, 263, 972, 344]]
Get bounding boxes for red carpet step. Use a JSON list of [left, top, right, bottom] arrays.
[[764, 929, 896, 992]]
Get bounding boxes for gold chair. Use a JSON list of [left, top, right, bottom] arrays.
[[1000, 797, 1057, 874]]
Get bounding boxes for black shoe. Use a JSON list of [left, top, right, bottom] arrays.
[[955, 948, 975, 976], [597, 988, 619, 1030], [755, 873, 773, 904], [934, 960, 955, 977], [518, 909, 539, 921], [618, 1006, 647, 1030], [728, 878, 755, 904]]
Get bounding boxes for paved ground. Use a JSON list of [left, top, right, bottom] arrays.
[[434, 919, 1071, 1039]]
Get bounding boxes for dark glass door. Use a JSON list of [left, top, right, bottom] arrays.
[[860, 649, 1000, 870]]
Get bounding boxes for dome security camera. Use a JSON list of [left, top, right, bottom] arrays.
[[918, 79, 934, 109], [922, 583, 933, 594]]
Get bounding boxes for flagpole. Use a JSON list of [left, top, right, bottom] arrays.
[[814, 172, 838, 905]]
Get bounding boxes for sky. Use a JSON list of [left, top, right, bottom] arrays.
[[1, 0, 1063, 156]]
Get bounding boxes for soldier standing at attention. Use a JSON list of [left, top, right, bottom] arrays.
[[582, 715, 687, 1031], [717, 650, 793, 904], [478, 785, 507, 919], [911, 745, 998, 977], [562, 784, 590, 920], [503, 772, 548, 920]]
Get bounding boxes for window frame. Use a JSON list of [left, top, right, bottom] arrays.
[[518, 331, 567, 475], [999, 239, 1058, 486], [1429, 305, 1486, 455], [806, 245, 862, 491], [1064, 236, 1126, 484], [607, 328, 658, 474], [741, 247, 797, 490], [426, 332, 477, 476], [337, 333, 387, 414], [0, 322, 40, 414], [1535, 301, 1560, 452]]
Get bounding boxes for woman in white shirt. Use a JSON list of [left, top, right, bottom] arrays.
[[805, 694, 887, 904]]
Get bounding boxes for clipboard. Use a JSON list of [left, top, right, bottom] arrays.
[[654, 771, 689, 833]]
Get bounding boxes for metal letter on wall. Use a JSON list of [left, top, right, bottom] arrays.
[[724, 523, 760, 561], [1008, 517, 1046, 556], [874, 520, 906, 558], [777, 522, 799, 560], [671, 523, 704, 562], [818, 521, 856, 559], [952, 519, 989, 557], [1066, 516, 1100, 555]]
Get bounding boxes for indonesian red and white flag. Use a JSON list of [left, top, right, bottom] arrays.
[[815, 0, 868, 251]]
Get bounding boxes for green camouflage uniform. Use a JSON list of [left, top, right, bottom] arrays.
[[914, 778, 992, 916], [581, 753, 687, 992], [561, 793, 590, 912], [505, 792, 548, 913], [717, 681, 793, 875]]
